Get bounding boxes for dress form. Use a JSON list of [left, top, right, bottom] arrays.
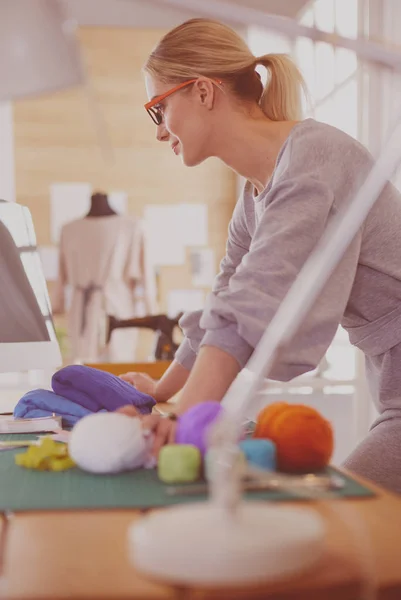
[[53, 206, 156, 362], [86, 192, 116, 217]]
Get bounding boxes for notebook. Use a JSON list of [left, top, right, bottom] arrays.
[[0, 415, 62, 434]]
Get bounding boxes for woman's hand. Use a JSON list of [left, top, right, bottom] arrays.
[[119, 372, 157, 397], [116, 405, 141, 418], [120, 360, 190, 404], [115, 407, 177, 456], [141, 414, 177, 456]]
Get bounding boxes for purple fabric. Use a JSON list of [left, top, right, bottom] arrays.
[[176, 401, 223, 455], [52, 365, 156, 415], [14, 389, 98, 427]]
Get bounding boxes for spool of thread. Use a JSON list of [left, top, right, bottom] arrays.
[[239, 438, 276, 471], [254, 402, 333, 472], [158, 444, 201, 484], [175, 401, 223, 456]]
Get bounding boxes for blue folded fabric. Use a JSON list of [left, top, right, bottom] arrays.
[[52, 365, 156, 415], [14, 389, 97, 428]]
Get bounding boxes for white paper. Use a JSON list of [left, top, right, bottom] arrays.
[[64, 285, 73, 312], [108, 190, 128, 215], [49, 430, 71, 443], [190, 247, 216, 287], [143, 205, 185, 266], [50, 182, 92, 243], [143, 203, 208, 267], [179, 203, 208, 246], [0, 415, 62, 434], [167, 289, 205, 317], [38, 246, 59, 281]]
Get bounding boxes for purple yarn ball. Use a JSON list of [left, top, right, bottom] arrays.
[[175, 401, 223, 455]]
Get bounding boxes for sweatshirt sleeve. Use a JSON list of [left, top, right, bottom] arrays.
[[199, 160, 362, 379], [174, 196, 251, 370]]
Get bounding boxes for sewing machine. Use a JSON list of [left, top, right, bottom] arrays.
[[106, 313, 183, 360]]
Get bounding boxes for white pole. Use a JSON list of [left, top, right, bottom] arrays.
[[353, 350, 372, 444], [161, 0, 401, 69], [0, 102, 15, 202]]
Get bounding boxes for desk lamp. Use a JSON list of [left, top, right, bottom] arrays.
[[0, 0, 83, 102]]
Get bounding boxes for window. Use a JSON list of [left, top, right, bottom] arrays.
[[248, 0, 360, 139], [296, 0, 359, 139], [296, 0, 360, 388], [247, 0, 362, 392]]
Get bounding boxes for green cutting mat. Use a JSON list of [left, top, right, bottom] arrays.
[[0, 434, 374, 512]]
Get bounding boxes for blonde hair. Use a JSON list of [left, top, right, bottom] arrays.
[[144, 18, 305, 121]]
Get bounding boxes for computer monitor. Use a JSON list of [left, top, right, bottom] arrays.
[[0, 200, 62, 372]]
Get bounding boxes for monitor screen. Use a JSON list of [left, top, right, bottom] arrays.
[[0, 200, 61, 372]]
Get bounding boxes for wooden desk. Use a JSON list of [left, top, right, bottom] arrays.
[[84, 361, 172, 380], [1, 512, 177, 600], [1, 478, 401, 600]]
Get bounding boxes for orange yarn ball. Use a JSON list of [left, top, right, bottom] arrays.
[[254, 402, 334, 472], [253, 401, 288, 439]]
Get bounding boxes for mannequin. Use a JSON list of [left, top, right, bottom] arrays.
[[86, 192, 116, 218], [53, 199, 157, 362]]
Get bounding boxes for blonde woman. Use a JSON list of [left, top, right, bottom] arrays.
[[120, 18, 401, 493]]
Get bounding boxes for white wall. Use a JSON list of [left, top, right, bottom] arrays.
[[365, 0, 401, 188], [0, 102, 15, 202], [62, 0, 198, 27], [62, 0, 311, 27], [381, 0, 401, 189]]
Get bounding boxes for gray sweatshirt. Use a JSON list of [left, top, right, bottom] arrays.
[[175, 118, 401, 417]]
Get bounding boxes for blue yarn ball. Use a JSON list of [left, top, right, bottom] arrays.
[[239, 438, 277, 471]]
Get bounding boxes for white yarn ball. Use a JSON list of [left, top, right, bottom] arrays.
[[69, 412, 151, 474]]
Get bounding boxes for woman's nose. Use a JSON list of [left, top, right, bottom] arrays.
[[156, 123, 169, 142]]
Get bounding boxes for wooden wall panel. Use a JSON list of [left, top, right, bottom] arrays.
[[13, 27, 237, 361]]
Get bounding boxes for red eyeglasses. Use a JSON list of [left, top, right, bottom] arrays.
[[145, 78, 223, 125]]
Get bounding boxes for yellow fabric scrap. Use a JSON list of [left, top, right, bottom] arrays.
[[15, 437, 76, 471]]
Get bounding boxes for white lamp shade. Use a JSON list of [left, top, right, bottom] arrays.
[[0, 0, 84, 101]]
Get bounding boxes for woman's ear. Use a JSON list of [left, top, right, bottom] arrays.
[[193, 78, 215, 110]]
